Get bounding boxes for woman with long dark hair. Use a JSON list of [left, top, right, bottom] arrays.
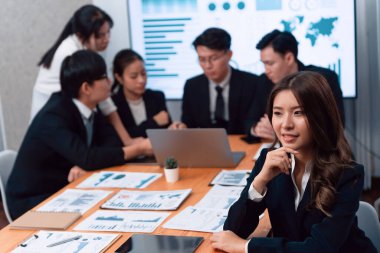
[[211, 71, 376, 253], [31, 5, 134, 145]]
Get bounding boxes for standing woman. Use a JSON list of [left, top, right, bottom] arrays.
[[111, 49, 171, 138], [211, 71, 376, 253], [31, 5, 133, 145]]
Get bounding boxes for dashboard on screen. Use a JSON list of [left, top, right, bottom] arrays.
[[127, 0, 356, 99]]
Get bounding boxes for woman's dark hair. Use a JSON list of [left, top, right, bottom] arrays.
[[38, 4, 113, 68], [112, 49, 144, 91], [60, 50, 107, 98], [267, 71, 353, 216]]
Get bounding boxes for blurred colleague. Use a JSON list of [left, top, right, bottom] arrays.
[[7, 51, 152, 219], [170, 27, 259, 134], [211, 71, 376, 253], [248, 29, 344, 141], [31, 4, 134, 145], [112, 49, 171, 138]]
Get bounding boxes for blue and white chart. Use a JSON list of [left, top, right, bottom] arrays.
[[76, 171, 162, 189], [102, 189, 191, 210], [37, 189, 112, 214], [163, 206, 227, 233], [11, 230, 119, 253], [210, 170, 250, 186], [195, 185, 243, 210], [74, 210, 170, 233]]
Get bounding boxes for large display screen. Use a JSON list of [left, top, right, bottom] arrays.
[[128, 0, 356, 98]]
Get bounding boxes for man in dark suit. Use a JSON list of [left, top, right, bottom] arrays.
[[248, 29, 345, 140], [170, 28, 259, 134], [6, 50, 152, 219]]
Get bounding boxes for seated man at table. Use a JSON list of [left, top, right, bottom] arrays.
[[6, 50, 152, 219], [170, 27, 259, 134], [247, 29, 345, 140]]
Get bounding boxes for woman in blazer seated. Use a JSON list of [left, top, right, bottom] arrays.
[[211, 71, 376, 253], [112, 49, 171, 138]]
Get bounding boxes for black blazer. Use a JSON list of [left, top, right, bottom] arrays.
[[6, 92, 125, 219], [181, 67, 259, 134], [112, 89, 171, 138], [224, 149, 376, 253], [246, 61, 345, 133]]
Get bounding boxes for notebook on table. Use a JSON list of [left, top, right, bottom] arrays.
[[10, 211, 81, 230], [147, 128, 245, 168]]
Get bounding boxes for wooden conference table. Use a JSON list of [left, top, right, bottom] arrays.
[[0, 135, 271, 252]]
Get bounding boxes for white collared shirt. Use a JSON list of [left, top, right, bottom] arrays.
[[72, 99, 95, 124], [209, 67, 231, 121]]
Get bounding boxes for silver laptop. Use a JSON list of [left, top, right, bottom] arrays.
[[146, 128, 245, 168]]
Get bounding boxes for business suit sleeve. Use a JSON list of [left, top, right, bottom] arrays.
[[247, 165, 365, 253], [39, 111, 125, 171], [224, 149, 268, 238], [181, 80, 196, 127], [128, 91, 171, 137], [93, 113, 124, 147], [245, 76, 273, 135]]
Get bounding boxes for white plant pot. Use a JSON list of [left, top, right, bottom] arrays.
[[164, 167, 179, 183]]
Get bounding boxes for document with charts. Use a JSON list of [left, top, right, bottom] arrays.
[[76, 171, 162, 189], [163, 206, 227, 233], [195, 185, 244, 210], [210, 170, 250, 186], [37, 189, 112, 214], [74, 210, 170, 233], [11, 230, 119, 253], [101, 189, 191, 210]]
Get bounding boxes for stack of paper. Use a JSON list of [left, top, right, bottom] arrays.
[[74, 210, 170, 233], [37, 189, 112, 214], [76, 171, 161, 189], [210, 170, 250, 186], [102, 189, 192, 210], [11, 230, 119, 253], [163, 185, 244, 232]]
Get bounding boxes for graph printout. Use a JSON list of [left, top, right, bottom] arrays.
[[210, 170, 250, 186], [102, 189, 192, 210], [74, 210, 170, 233], [11, 230, 119, 253], [163, 206, 228, 233], [37, 189, 112, 214], [76, 171, 162, 189], [195, 185, 244, 210]]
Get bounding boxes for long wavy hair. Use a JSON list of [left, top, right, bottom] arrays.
[[267, 71, 353, 216]]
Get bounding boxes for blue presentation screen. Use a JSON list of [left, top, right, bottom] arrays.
[[128, 0, 356, 99]]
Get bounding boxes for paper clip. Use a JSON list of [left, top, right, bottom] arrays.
[[19, 234, 39, 247]]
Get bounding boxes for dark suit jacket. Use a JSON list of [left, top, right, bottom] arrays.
[[112, 89, 171, 137], [181, 67, 259, 134], [224, 149, 376, 253], [246, 61, 345, 133], [6, 92, 125, 219]]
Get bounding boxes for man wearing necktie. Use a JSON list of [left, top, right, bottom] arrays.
[[7, 50, 152, 220], [170, 28, 259, 134]]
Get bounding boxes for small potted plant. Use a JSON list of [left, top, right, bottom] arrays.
[[164, 156, 179, 183]]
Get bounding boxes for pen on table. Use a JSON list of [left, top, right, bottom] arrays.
[[46, 235, 82, 247], [20, 234, 39, 247]]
